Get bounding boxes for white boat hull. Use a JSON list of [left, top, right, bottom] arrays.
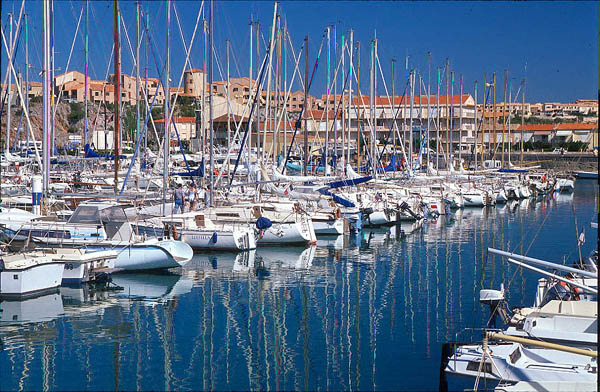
[[0, 262, 64, 299], [180, 228, 256, 251], [257, 219, 316, 245], [312, 218, 344, 235], [85, 240, 193, 271], [462, 193, 485, 207]]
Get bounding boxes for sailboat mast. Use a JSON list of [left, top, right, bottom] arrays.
[[482, 72, 486, 164], [347, 30, 353, 169], [325, 26, 330, 176], [51, 0, 55, 155], [356, 42, 361, 174], [436, 66, 440, 173], [7, 13, 12, 153], [144, 10, 149, 161], [474, 80, 478, 171], [521, 78, 525, 164], [43, 1, 51, 204], [409, 69, 414, 173], [202, 19, 207, 156], [113, 0, 120, 193], [25, 13, 29, 149], [248, 19, 252, 183], [84, 0, 89, 149], [208, 0, 214, 207], [426, 52, 430, 171], [391, 58, 396, 166], [508, 77, 511, 165], [373, 38, 378, 180], [162, 0, 170, 208], [135, 1, 140, 158], [263, 3, 278, 163], [370, 39, 375, 178], [459, 73, 463, 170], [303, 35, 308, 177], [226, 39, 230, 184], [492, 72, 496, 160], [340, 31, 345, 170], [333, 24, 338, 168], [450, 70, 454, 169], [502, 69, 507, 168]]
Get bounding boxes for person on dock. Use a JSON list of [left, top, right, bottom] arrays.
[[173, 183, 186, 214], [186, 182, 198, 211]]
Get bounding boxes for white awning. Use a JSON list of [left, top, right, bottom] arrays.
[[555, 130, 572, 137]]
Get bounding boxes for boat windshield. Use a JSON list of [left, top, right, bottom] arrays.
[[68, 205, 128, 224], [67, 206, 101, 224], [3, 185, 28, 196], [99, 206, 128, 223]]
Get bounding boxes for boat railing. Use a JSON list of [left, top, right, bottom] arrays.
[[451, 327, 503, 371]]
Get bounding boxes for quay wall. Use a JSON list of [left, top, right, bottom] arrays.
[[465, 152, 598, 173]]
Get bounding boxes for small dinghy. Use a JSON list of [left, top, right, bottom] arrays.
[[0, 252, 65, 299]]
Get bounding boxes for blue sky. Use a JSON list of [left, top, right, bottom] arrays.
[[1, 1, 598, 103]]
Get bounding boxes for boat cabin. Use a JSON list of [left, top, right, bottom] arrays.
[[67, 202, 134, 241]]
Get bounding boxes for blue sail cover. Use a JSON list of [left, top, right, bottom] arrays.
[[172, 166, 204, 177], [84, 144, 124, 159], [318, 189, 355, 208], [326, 176, 373, 189], [497, 168, 529, 173], [384, 155, 403, 172]]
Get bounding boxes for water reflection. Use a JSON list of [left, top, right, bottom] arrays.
[[0, 182, 598, 391]]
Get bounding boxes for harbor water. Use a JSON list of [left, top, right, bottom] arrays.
[[1, 181, 597, 391]]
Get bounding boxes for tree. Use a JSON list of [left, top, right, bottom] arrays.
[[68, 102, 84, 124], [122, 104, 137, 141]]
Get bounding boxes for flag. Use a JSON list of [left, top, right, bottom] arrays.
[[578, 231, 585, 246]]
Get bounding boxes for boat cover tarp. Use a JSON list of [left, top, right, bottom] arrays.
[[326, 176, 373, 189], [84, 144, 125, 159], [318, 189, 355, 208], [497, 168, 529, 173], [256, 216, 273, 230], [173, 159, 204, 177]]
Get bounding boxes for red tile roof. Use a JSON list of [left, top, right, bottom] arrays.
[[515, 124, 555, 131], [555, 122, 597, 130], [305, 110, 341, 119], [154, 116, 196, 124], [352, 94, 470, 106]]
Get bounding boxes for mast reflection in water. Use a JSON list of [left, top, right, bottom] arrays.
[[1, 181, 597, 391]]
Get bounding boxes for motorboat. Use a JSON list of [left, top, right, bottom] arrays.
[[0, 252, 64, 299], [3, 201, 194, 271]]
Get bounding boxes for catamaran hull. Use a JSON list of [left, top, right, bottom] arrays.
[[84, 241, 193, 271]]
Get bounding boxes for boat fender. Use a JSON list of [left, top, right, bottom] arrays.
[[171, 225, 178, 240], [211, 232, 218, 244], [335, 208, 341, 219]]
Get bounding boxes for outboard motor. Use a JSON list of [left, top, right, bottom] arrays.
[[399, 201, 423, 220], [479, 284, 509, 327]]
